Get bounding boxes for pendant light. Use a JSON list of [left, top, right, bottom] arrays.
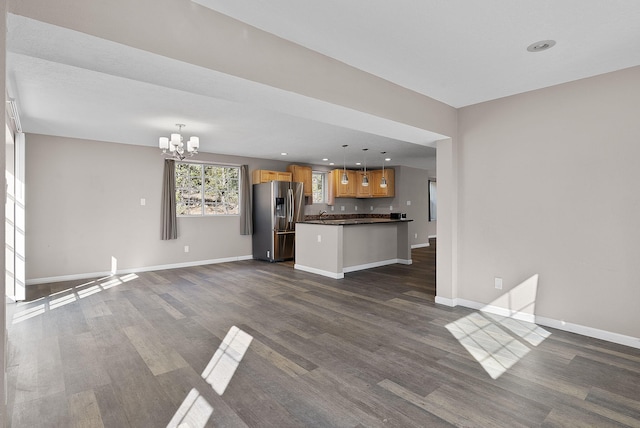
[[380, 151, 388, 188], [341, 144, 349, 185], [361, 148, 369, 187]]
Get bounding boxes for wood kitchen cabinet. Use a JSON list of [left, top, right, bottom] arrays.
[[329, 169, 357, 198], [356, 171, 372, 198], [371, 168, 395, 197], [287, 164, 313, 197], [252, 169, 292, 184]]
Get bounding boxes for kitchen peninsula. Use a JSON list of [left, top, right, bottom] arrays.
[[295, 216, 412, 279]]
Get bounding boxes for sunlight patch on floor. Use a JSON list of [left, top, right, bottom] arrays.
[[167, 388, 214, 428], [202, 326, 253, 395], [11, 273, 139, 325], [445, 274, 550, 379]]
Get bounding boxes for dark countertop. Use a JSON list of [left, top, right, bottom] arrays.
[[299, 218, 412, 226]]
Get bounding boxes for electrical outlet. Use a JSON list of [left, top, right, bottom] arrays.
[[341, 206, 345, 211], [414, 233, 418, 239], [317, 235, 322, 243], [370, 206, 374, 211], [407, 200, 411, 206], [495, 277, 503, 290], [389, 205, 393, 211], [355, 206, 358, 211], [140, 198, 146, 206], [330, 206, 334, 211], [184, 245, 189, 253]]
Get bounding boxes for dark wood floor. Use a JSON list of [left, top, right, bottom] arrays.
[[7, 240, 640, 427]]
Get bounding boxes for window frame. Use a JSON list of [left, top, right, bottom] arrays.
[[175, 161, 241, 217], [311, 171, 327, 204], [428, 179, 437, 221]]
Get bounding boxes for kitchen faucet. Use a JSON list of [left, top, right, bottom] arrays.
[[319, 210, 328, 218]]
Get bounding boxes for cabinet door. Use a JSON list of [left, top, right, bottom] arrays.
[[331, 169, 356, 197], [252, 169, 290, 184], [276, 171, 292, 182], [287, 165, 312, 196], [371, 168, 395, 197], [356, 171, 372, 198]]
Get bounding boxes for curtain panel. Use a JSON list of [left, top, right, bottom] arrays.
[[161, 159, 178, 240], [240, 165, 253, 235]]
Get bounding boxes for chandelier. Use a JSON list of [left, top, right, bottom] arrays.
[[159, 124, 199, 160]]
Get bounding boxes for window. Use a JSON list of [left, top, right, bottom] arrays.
[[429, 179, 437, 221], [312, 171, 326, 204], [175, 162, 240, 216]]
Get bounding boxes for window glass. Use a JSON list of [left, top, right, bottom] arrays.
[[176, 163, 239, 216], [312, 172, 326, 204], [429, 180, 437, 221]]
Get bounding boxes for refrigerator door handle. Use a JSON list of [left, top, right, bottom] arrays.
[[287, 188, 294, 223]]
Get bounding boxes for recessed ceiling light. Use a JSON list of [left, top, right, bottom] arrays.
[[385, 158, 391, 162], [322, 158, 328, 161], [356, 162, 361, 166], [527, 40, 556, 52], [280, 152, 288, 156], [329, 162, 335, 165]]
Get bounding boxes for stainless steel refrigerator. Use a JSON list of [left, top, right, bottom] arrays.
[[252, 181, 304, 262]]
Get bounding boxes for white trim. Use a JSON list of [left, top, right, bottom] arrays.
[[434, 296, 456, 307], [411, 243, 430, 249], [428, 235, 437, 240], [26, 255, 254, 285], [343, 258, 407, 273], [533, 315, 640, 350], [294, 264, 344, 279], [435, 297, 640, 350]]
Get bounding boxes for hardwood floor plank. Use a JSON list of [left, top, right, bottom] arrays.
[[68, 390, 105, 428], [122, 324, 190, 376], [58, 332, 112, 395], [8, 244, 640, 427]]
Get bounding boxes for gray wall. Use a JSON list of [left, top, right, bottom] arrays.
[[26, 133, 436, 282], [25, 133, 291, 282], [457, 66, 640, 338]]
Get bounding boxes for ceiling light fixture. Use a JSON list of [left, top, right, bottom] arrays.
[[380, 152, 388, 188], [362, 148, 369, 187], [527, 40, 556, 52], [159, 124, 199, 161], [341, 144, 349, 185]]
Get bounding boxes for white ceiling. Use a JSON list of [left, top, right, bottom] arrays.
[[195, 0, 640, 108], [7, 1, 640, 169]]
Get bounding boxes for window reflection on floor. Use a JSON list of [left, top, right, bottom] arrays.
[[202, 325, 254, 395], [445, 274, 550, 379]]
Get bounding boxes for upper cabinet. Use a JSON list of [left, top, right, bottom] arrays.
[[328, 168, 394, 201], [371, 168, 395, 197], [252, 169, 292, 184], [287, 165, 313, 197], [356, 171, 372, 198], [329, 169, 357, 199]]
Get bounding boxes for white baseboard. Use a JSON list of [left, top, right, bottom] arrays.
[[428, 235, 437, 240], [435, 296, 640, 350], [294, 264, 344, 279], [26, 255, 254, 286], [411, 243, 430, 249], [343, 258, 408, 273]]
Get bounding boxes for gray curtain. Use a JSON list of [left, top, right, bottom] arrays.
[[161, 159, 178, 240], [240, 165, 253, 235]]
